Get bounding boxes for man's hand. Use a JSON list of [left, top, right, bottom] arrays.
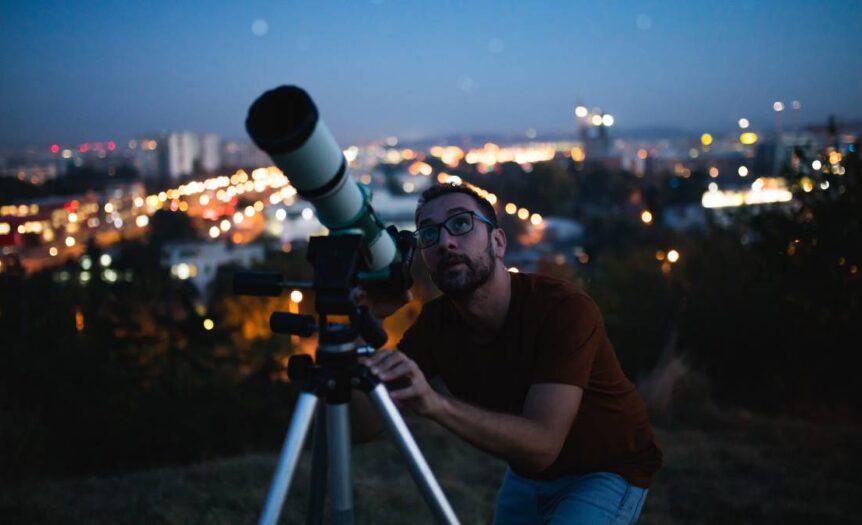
[[354, 287, 413, 319], [361, 350, 444, 417]]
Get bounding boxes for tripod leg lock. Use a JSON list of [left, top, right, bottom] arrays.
[[353, 364, 380, 391], [353, 364, 412, 392]]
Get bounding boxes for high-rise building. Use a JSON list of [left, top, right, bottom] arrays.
[[131, 132, 223, 180], [199, 133, 221, 173], [165, 131, 198, 179]]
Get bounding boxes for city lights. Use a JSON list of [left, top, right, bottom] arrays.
[[667, 250, 680, 263], [203, 318, 214, 330], [570, 146, 586, 162], [738, 166, 749, 177], [575, 105, 588, 118], [700, 133, 713, 146], [602, 114, 615, 127], [176, 263, 191, 280], [738, 118, 750, 129], [641, 210, 653, 224], [290, 290, 304, 303], [773, 101, 785, 112], [701, 179, 793, 209], [739, 132, 759, 145]]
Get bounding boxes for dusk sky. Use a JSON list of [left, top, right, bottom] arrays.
[[2, 0, 861, 146]]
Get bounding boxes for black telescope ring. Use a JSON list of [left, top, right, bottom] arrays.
[[296, 157, 348, 200]]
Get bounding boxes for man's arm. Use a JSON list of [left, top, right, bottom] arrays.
[[365, 350, 583, 474]]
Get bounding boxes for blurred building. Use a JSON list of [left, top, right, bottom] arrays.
[[199, 133, 221, 172], [130, 132, 222, 180], [221, 140, 270, 168], [161, 240, 264, 304]]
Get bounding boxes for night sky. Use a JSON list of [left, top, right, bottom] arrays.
[[2, 0, 861, 146]]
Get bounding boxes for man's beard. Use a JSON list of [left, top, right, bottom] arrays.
[[431, 243, 494, 298]]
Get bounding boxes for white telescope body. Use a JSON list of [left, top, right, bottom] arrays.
[[246, 86, 396, 273]]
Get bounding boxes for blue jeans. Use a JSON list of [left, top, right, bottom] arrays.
[[493, 469, 648, 525]]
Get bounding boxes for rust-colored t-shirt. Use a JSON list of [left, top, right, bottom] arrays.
[[397, 272, 662, 488]]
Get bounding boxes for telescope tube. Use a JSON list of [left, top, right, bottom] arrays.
[[246, 86, 396, 275]]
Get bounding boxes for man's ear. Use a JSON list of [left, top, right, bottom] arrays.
[[492, 228, 507, 259]]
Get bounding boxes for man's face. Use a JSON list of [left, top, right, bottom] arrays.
[[416, 193, 497, 298]]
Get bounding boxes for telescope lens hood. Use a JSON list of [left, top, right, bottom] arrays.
[[246, 85, 319, 155]]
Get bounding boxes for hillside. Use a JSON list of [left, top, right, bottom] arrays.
[[2, 412, 860, 524]]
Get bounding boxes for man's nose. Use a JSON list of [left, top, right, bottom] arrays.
[[436, 227, 458, 251]]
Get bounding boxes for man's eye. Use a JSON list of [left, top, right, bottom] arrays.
[[419, 228, 437, 241], [450, 217, 470, 231]]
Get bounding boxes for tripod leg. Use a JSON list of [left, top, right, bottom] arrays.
[[326, 402, 354, 525], [368, 384, 461, 525], [306, 404, 327, 525], [259, 392, 320, 525]]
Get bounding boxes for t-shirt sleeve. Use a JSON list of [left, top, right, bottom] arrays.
[[396, 304, 440, 379], [530, 295, 603, 388]]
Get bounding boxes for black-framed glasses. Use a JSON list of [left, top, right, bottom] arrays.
[[415, 211, 495, 249]]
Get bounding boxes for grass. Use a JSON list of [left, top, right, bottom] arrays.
[[1, 411, 860, 524]]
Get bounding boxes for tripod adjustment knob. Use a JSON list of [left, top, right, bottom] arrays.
[[355, 345, 375, 356], [356, 305, 389, 348], [287, 354, 314, 381]]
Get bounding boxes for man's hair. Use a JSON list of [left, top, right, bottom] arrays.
[[414, 183, 498, 228]]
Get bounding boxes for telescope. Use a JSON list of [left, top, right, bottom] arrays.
[[246, 85, 412, 290], [237, 87, 460, 525]]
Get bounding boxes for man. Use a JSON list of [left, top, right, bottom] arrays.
[[360, 183, 662, 524]]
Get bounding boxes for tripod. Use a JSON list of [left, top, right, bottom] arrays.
[[234, 235, 460, 525]]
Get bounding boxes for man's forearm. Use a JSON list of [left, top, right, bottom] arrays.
[[430, 395, 559, 473]]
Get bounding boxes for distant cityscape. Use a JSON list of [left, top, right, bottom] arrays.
[[1, 104, 859, 305]]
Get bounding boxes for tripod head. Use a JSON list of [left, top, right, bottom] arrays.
[[233, 233, 407, 349]]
